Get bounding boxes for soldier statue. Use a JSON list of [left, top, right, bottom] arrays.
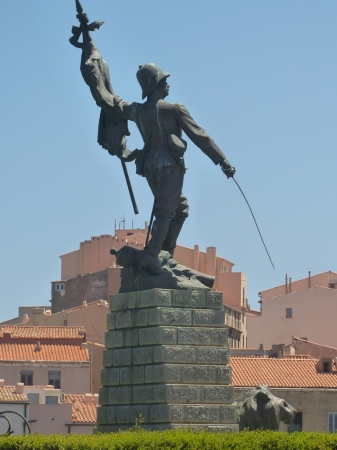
[[70, 2, 236, 277]]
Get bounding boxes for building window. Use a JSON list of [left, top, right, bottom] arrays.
[[286, 308, 292, 318], [27, 393, 39, 404], [21, 371, 33, 386], [46, 396, 58, 405], [242, 336, 245, 348], [324, 362, 331, 373], [64, 320, 68, 326], [288, 412, 302, 432], [48, 371, 61, 389], [328, 413, 337, 433], [55, 284, 65, 291]]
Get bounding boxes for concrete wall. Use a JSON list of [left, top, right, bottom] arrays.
[[217, 273, 247, 310], [67, 423, 95, 434], [29, 403, 72, 434], [107, 267, 122, 297], [61, 250, 80, 281], [51, 270, 108, 313], [248, 286, 337, 348], [0, 403, 28, 435], [88, 343, 104, 394], [0, 363, 90, 394], [234, 387, 337, 432]]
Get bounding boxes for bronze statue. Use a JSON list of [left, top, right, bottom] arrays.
[[233, 386, 296, 431], [69, 1, 235, 278]]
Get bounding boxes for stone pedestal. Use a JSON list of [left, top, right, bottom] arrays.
[[97, 289, 237, 432]]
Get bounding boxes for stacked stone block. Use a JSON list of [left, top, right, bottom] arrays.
[[97, 289, 237, 431]]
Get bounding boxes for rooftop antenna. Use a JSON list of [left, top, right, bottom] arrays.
[[120, 214, 125, 230]]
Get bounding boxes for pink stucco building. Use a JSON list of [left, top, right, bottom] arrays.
[[51, 224, 248, 348], [248, 271, 337, 349]]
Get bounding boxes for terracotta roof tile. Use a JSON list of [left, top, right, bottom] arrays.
[[0, 343, 89, 362], [0, 326, 85, 339], [0, 386, 28, 403], [231, 356, 337, 389], [64, 394, 97, 423]]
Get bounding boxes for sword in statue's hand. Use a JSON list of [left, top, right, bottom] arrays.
[[221, 160, 275, 269]]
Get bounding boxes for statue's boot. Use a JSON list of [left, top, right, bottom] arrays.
[[141, 217, 170, 275], [161, 218, 185, 257]]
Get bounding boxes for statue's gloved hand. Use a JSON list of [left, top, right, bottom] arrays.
[[121, 149, 141, 162], [220, 158, 236, 178]]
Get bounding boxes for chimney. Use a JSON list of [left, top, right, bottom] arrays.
[[45, 310, 52, 316], [93, 394, 99, 405], [15, 383, 24, 394], [22, 314, 29, 323], [35, 341, 41, 351], [308, 271, 311, 288], [271, 344, 284, 358], [84, 393, 93, 404], [0, 379, 4, 387], [81, 342, 88, 350], [82, 300, 87, 307], [79, 331, 87, 341], [285, 274, 288, 294]]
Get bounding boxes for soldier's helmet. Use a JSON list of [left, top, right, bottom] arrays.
[[136, 63, 170, 100]]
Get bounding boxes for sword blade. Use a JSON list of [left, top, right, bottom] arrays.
[[232, 176, 275, 269]]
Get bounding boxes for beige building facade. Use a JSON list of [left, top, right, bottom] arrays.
[[259, 270, 337, 301], [0, 326, 91, 394], [0, 362, 91, 395], [12, 303, 108, 393], [248, 271, 337, 349], [22, 301, 108, 345]]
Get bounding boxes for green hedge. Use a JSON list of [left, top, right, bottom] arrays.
[[0, 430, 336, 450]]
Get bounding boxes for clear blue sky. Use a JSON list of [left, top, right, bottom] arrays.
[[1, 1, 336, 321]]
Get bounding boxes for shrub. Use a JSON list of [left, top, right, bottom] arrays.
[[0, 430, 336, 450]]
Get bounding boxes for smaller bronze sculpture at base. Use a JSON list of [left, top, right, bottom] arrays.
[[233, 385, 296, 431], [111, 246, 215, 293]]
